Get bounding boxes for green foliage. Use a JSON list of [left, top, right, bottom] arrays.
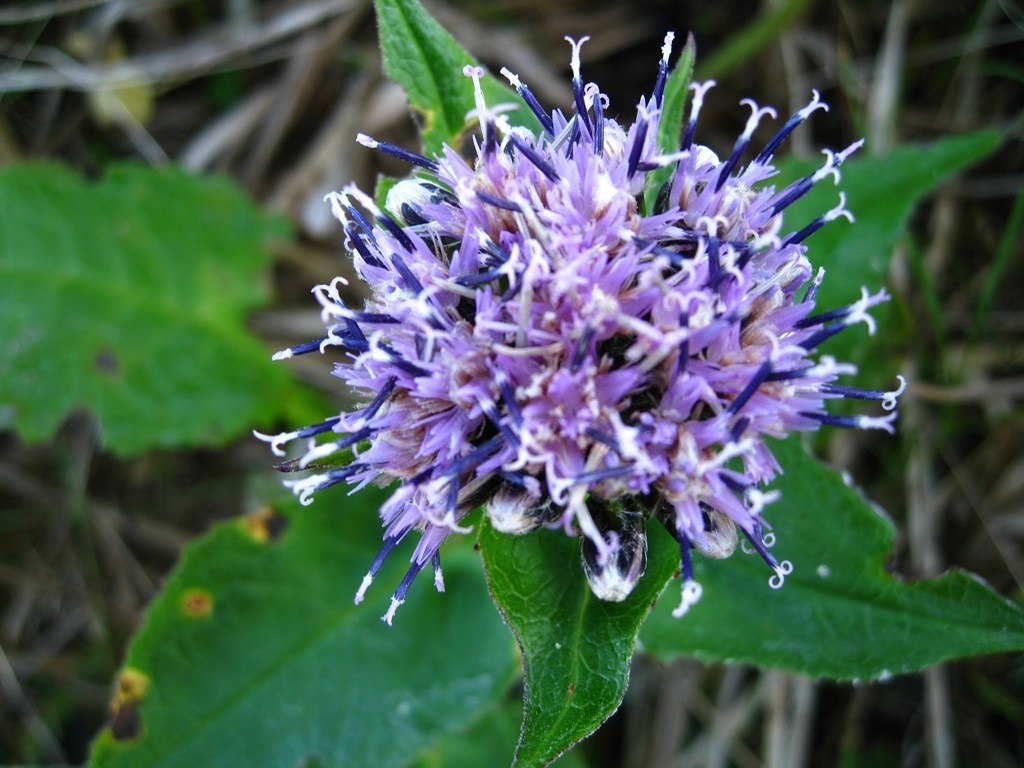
[[0, 163, 308, 456], [639, 438, 1024, 679], [409, 698, 589, 768], [375, 0, 540, 157], [643, 33, 696, 215], [89, 489, 517, 768], [695, 0, 815, 79], [479, 519, 676, 768]]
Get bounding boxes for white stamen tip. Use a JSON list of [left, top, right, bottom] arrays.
[[354, 573, 373, 605], [565, 36, 590, 80], [299, 440, 339, 469], [798, 89, 829, 119], [826, 192, 855, 224], [672, 579, 703, 618], [272, 349, 294, 361], [433, 567, 446, 593], [661, 31, 675, 64], [500, 66, 521, 88], [382, 597, 404, 625], [739, 99, 778, 140], [882, 375, 907, 411], [252, 429, 297, 457], [858, 412, 899, 434], [356, 133, 378, 148]]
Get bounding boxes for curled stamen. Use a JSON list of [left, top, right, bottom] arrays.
[[883, 375, 908, 411], [769, 560, 794, 589], [672, 579, 703, 618], [682, 80, 716, 149], [253, 429, 298, 457]]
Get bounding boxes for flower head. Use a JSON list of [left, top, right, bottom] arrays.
[[257, 34, 904, 624]]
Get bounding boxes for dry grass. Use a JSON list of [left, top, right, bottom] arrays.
[[1, 0, 1022, 765]]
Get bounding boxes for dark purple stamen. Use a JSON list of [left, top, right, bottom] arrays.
[[400, 203, 429, 227], [368, 535, 403, 579], [365, 138, 438, 173], [755, 111, 809, 164], [651, 55, 670, 107], [801, 276, 822, 303], [347, 311, 400, 324], [296, 416, 342, 439], [476, 191, 522, 212], [443, 434, 505, 477], [593, 95, 605, 155], [627, 119, 649, 177], [706, 235, 722, 290], [741, 527, 781, 569], [572, 73, 591, 136], [766, 367, 814, 382], [508, 134, 559, 182], [333, 426, 373, 450], [800, 411, 867, 429], [796, 305, 852, 329], [382, 346, 430, 377], [570, 324, 596, 372], [677, 310, 690, 372], [347, 204, 376, 236], [714, 134, 750, 192], [730, 416, 751, 442], [583, 426, 622, 453], [720, 473, 749, 494], [508, 79, 555, 135], [314, 462, 368, 492], [498, 377, 523, 426], [482, 401, 520, 447], [679, 533, 694, 582], [735, 243, 761, 270], [820, 384, 890, 401], [727, 360, 773, 415], [455, 266, 506, 287], [392, 558, 429, 604], [681, 114, 698, 151], [359, 377, 397, 423], [446, 476, 460, 513], [282, 336, 329, 358], [575, 464, 632, 485], [783, 213, 830, 246], [799, 323, 845, 351], [770, 176, 816, 216], [389, 252, 424, 295], [346, 226, 384, 269], [378, 213, 416, 252]]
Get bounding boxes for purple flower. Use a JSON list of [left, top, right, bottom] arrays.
[[257, 34, 905, 624]]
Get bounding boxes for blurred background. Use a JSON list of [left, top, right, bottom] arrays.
[[1, 0, 1022, 766]]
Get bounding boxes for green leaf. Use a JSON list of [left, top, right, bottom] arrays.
[[695, 0, 815, 80], [776, 129, 1003, 372], [408, 698, 590, 768], [479, 518, 676, 768], [374, 0, 540, 156], [0, 162, 306, 456], [643, 32, 696, 215], [639, 438, 1024, 680], [90, 489, 517, 768]]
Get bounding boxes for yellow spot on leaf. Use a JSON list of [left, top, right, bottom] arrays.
[[181, 588, 214, 619], [243, 506, 290, 543], [109, 668, 149, 741]]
